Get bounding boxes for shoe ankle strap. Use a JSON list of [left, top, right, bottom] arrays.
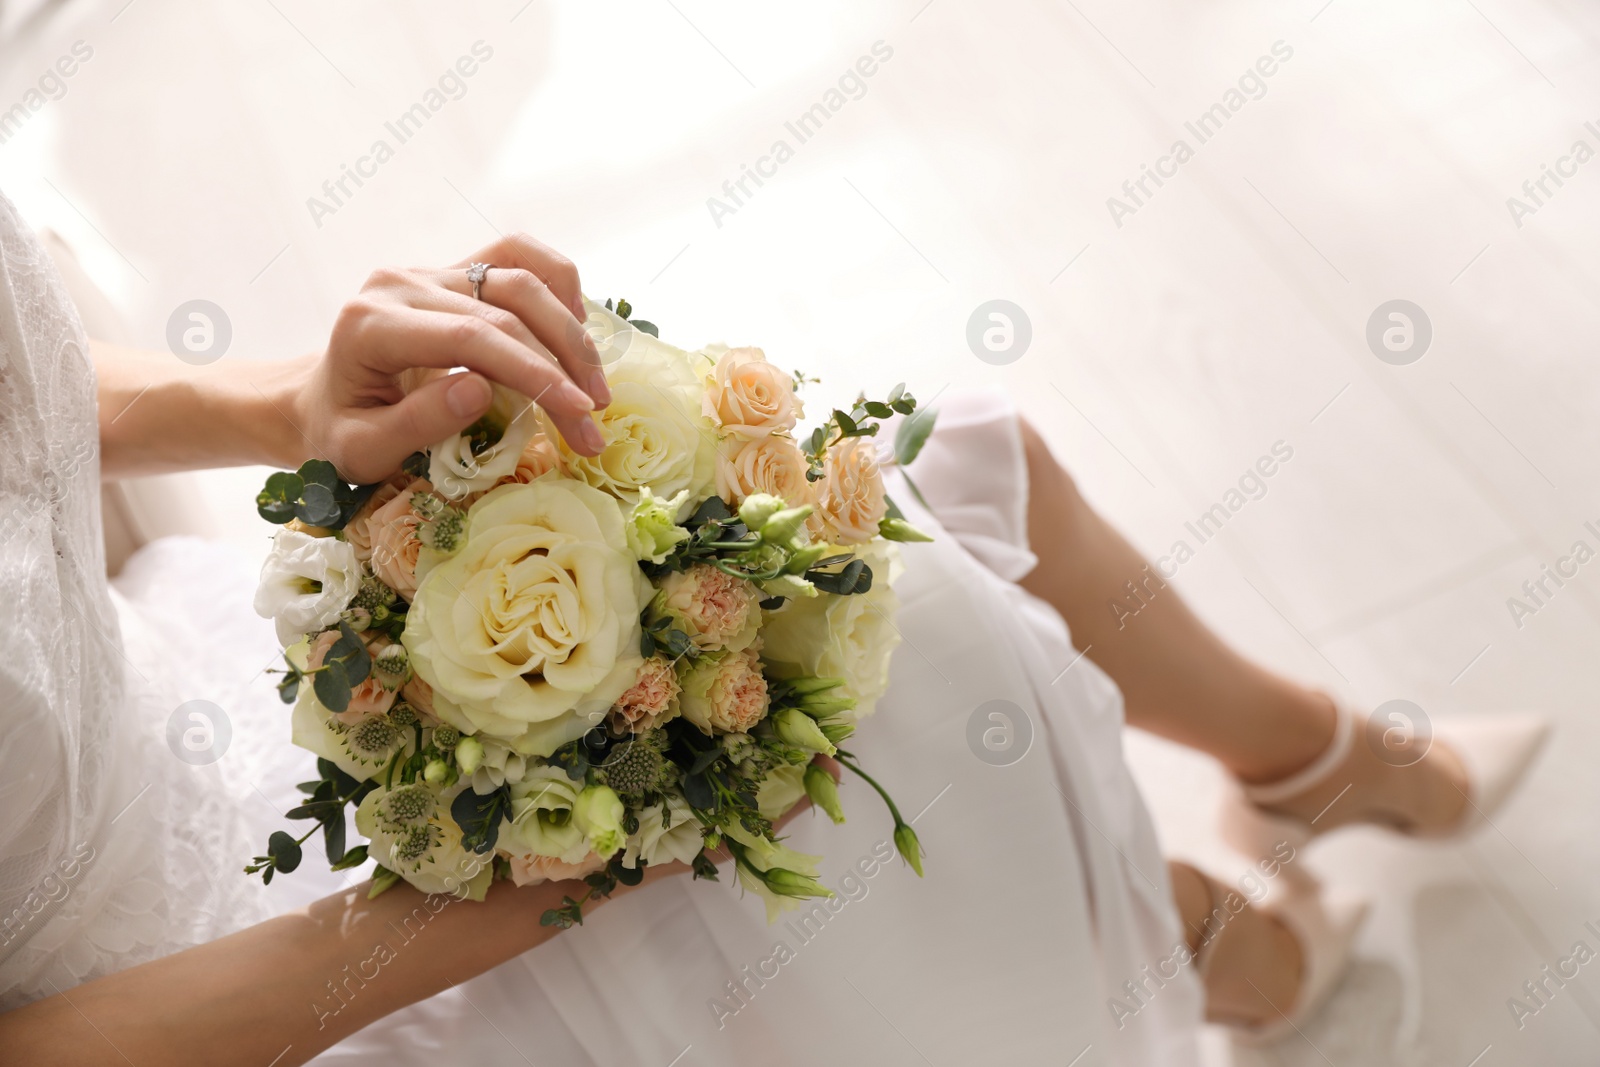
[[1242, 705, 1355, 807]]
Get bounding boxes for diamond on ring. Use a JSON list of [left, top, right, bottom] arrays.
[[466, 262, 491, 301]]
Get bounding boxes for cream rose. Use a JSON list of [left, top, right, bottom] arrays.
[[715, 434, 814, 509], [430, 381, 542, 500], [544, 304, 716, 507], [254, 529, 362, 646], [760, 543, 902, 718], [812, 436, 887, 545], [402, 479, 650, 755], [701, 347, 802, 438]]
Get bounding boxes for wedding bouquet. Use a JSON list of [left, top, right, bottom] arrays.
[[247, 298, 936, 925]]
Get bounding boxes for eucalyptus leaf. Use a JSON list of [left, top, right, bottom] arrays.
[[313, 659, 351, 712], [631, 319, 659, 338], [330, 844, 368, 871], [895, 407, 938, 466], [267, 830, 302, 873]]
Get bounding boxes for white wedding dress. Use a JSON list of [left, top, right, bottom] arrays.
[[0, 190, 1202, 1065]]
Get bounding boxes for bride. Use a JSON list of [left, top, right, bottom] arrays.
[[0, 189, 1547, 1065]]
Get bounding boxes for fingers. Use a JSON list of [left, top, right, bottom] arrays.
[[352, 372, 494, 480], [452, 232, 586, 322], [353, 303, 605, 456], [434, 264, 609, 408]]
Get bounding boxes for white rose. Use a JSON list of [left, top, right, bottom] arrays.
[[254, 529, 362, 646], [621, 794, 703, 870], [355, 783, 493, 900], [429, 381, 542, 500], [403, 479, 650, 755], [759, 543, 903, 718], [544, 302, 716, 507]]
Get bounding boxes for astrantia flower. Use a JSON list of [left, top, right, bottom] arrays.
[[678, 645, 770, 736], [254, 529, 362, 646], [652, 563, 761, 653], [403, 479, 650, 757], [355, 784, 492, 899], [429, 381, 542, 500], [598, 735, 671, 799]]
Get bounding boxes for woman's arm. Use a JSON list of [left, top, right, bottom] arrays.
[[97, 233, 612, 484], [1, 872, 630, 1066]]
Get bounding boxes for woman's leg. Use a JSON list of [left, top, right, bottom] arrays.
[[1015, 419, 1467, 833]]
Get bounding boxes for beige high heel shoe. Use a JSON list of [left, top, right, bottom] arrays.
[[1191, 868, 1369, 1045], [1221, 704, 1551, 857]]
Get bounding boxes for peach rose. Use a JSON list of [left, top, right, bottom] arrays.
[[608, 656, 681, 733], [401, 674, 439, 725], [812, 437, 886, 545], [653, 563, 761, 652], [716, 434, 814, 509], [499, 433, 561, 487], [702, 347, 801, 439], [343, 471, 412, 561], [307, 629, 398, 725], [508, 851, 607, 887], [369, 478, 432, 599]]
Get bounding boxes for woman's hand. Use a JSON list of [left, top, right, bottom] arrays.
[[95, 233, 612, 482], [292, 233, 611, 485]]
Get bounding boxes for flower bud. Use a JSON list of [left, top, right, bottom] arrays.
[[455, 735, 485, 775], [759, 506, 813, 547], [423, 759, 452, 786], [818, 720, 856, 746], [432, 725, 460, 750], [798, 695, 856, 716], [782, 542, 833, 575], [894, 823, 925, 877], [737, 493, 785, 530], [773, 708, 836, 755], [878, 517, 934, 543], [788, 676, 845, 696], [804, 764, 846, 824], [758, 574, 818, 601], [762, 867, 832, 899]]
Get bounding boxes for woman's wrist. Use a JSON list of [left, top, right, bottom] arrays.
[[240, 352, 319, 471]]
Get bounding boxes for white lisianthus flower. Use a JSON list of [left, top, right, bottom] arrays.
[[626, 486, 692, 563], [723, 820, 828, 923], [355, 784, 493, 900], [429, 382, 542, 500], [755, 762, 808, 821], [403, 479, 650, 756], [544, 301, 716, 507], [572, 784, 626, 859], [760, 543, 903, 718], [506, 766, 590, 862], [254, 529, 362, 646], [622, 794, 703, 870], [468, 735, 529, 794]]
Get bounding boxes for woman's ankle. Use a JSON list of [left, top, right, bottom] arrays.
[[1231, 688, 1341, 786]]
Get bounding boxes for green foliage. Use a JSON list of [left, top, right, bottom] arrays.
[[451, 784, 510, 855], [255, 458, 376, 529]]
